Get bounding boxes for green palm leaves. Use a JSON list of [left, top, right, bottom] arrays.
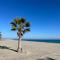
[[11, 18, 30, 35]]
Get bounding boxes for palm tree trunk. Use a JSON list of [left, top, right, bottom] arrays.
[[17, 35, 22, 52]]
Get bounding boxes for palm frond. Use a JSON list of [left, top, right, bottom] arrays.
[[11, 26, 16, 31], [11, 22, 17, 27], [25, 22, 30, 27], [11, 22, 16, 31], [23, 28, 30, 34], [14, 19, 17, 24], [14, 18, 23, 25], [20, 18, 26, 23], [17, 19, 21, 25], [25, 28, 30, 32]]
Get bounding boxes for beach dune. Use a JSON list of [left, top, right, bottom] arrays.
[[0, 39, 60, 60]]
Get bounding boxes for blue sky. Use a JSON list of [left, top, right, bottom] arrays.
[[0, 0, 60, 39]]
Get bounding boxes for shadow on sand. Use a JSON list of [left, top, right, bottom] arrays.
[[0, 45, 17, 52], [36, 57, 55, 60]]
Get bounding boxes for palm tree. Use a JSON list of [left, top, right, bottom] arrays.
[[10, 18, 30, 52]]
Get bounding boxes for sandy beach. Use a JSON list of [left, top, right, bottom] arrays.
[[0, 39, 60, 60]]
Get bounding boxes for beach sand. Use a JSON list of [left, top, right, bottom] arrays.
[[0, 39, 60, 60]]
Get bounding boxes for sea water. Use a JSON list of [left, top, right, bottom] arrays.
[[11, 38, 60, 43], [23, 39, 60, 43]]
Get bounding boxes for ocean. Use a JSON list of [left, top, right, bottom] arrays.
[[23, 39, 60, 43], [6, 38, 60, 43]]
